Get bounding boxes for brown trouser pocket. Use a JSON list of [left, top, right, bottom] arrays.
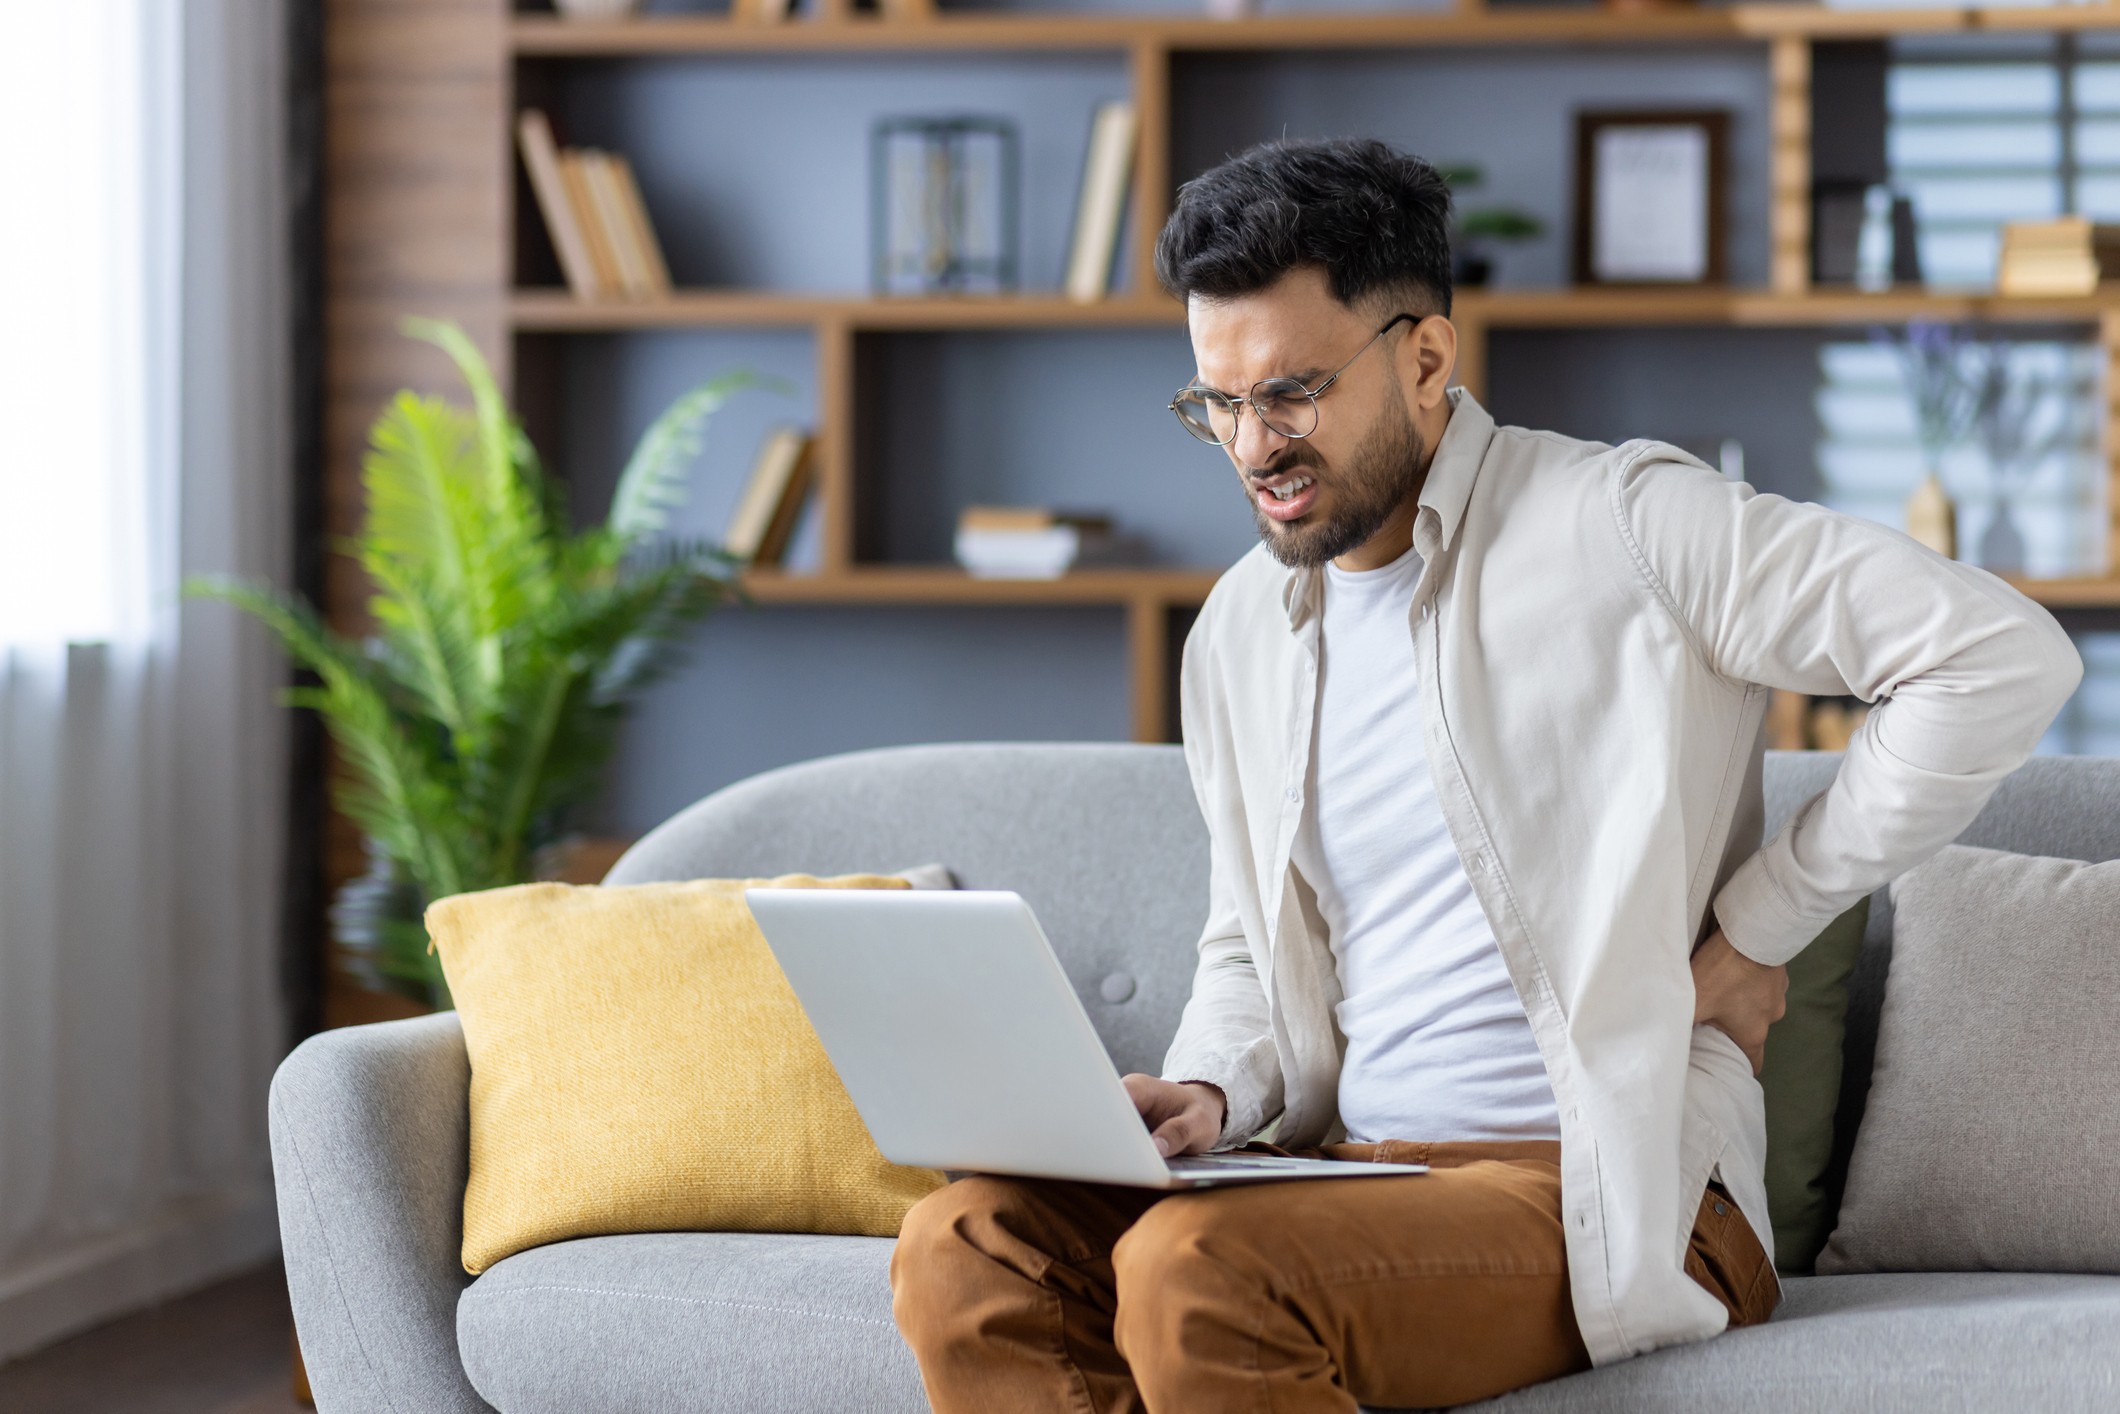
[[1684, 1179, 1779, 1328]]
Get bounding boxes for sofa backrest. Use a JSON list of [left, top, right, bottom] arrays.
[[1762, 750, 2120, 1209], [607, 743, 2120, 1121], [606, 743, 1207, 1079]]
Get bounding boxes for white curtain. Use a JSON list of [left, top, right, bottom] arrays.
[[0, 0, 291, 1360]]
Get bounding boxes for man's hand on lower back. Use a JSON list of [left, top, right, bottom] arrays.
[[1690, 928, 1789, 1075], [1121, 1075, 1227, 1158]]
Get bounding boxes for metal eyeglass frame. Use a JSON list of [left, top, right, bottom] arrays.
[[1168, 311, 1422, 447]]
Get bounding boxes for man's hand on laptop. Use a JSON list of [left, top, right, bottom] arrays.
[[1690, 927, 1789, 1076], [1122, 1076, 1227, 1158]]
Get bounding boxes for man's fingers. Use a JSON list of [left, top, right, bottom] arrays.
[[1151, 1113, 1205, 1159]]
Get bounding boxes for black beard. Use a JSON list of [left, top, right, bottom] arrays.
[[1249, 392, 1426, 570]]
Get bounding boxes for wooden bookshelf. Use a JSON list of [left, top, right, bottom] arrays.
[[326, 0, 2120, 923], [509, 6, 2120, 57]]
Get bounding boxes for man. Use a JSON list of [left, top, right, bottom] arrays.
[[891, 138, 2082, 1411]]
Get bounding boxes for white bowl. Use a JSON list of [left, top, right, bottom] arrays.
[[554, 0, 643, 18]]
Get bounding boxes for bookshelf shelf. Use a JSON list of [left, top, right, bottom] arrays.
[[508, 289, 1186, 331], [510, 7, 2120, 58], [509, 285, 2120, 333], [736, 565, 2120, 611], [739, 564, 1220, 606]]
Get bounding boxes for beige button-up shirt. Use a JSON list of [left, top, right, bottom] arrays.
[[1163, 384, 2082, 1365]]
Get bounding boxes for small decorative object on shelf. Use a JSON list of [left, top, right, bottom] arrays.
[[955, 506, 1119, 579], [870, 115, 1020, 297], [1905, 472, 1958, 559], [1968, 340, 2070, 574], [553, 0, 642, 17], [1438, 163, 1544, 288], [1065, 101, 1139, 304], [1878, 320, 1979, 559], [1852, 183, 1922, 292], [1572, 108, 1727, 286], [1202, 0, 1259, 18], [1997, 216, 2120, 297]]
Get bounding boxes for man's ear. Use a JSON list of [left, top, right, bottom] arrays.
[[1407, 316, 1458, 410]]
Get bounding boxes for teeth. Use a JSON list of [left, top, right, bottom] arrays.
[[1270, 475, 1314, 502]]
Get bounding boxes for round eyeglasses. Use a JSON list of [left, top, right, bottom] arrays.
[[1169, 312, 1421, 447]]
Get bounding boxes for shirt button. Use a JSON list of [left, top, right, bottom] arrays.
[[1470, 851, 1488, 873], [1286, 786, 1301, 803]]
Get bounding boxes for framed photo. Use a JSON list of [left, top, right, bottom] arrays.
[[1572, 109, 1728, 286]]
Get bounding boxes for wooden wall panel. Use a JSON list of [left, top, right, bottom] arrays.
[[322, 0, 509, 1015]]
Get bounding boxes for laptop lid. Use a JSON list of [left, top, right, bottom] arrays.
[[745, 887, 1172, 1187]]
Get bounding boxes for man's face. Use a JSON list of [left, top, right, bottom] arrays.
[[1186, 268, 1426, 570]]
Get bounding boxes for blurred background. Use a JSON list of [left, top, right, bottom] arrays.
[[3, 0, 2118, 1407]]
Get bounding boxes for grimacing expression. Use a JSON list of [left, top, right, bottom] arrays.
[[1241, 386, 1426, 569]]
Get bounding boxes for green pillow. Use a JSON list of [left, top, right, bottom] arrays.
[[1757, 894, 1870, 1274]]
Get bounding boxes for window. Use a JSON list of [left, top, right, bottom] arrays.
[[1818, 33, 2116, 753], [0, 3, 151, 646]]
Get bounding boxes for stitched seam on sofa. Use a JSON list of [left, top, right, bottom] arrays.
[[274, 1081, 413, 1414], [479, 1284, 897, 1329]]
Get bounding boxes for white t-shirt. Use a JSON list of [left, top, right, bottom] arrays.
[[1291, 542, 1563, 1144]]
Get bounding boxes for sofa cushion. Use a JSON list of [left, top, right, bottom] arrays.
[[1818, 845, 2120, 1275], [456, 1234, 2120, 1414], [427, 874, 946, 1275], [1480, 1271, 2120, 1412], [457, 1232, 929, 1414], [1756, 896, 1868, 1273]]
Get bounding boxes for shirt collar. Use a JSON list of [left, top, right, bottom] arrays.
[[1279, 384, 1496, 629]]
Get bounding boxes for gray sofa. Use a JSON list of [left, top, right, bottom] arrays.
[[272, 744, 2120, 1413]]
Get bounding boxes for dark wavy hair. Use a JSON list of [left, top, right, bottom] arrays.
[[1153, 137, 1454, 319]]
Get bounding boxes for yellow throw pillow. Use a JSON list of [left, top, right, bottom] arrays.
[[427, 874, 947, 1274]]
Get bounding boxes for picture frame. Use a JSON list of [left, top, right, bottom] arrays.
[[1571, 109, 1729, 287]]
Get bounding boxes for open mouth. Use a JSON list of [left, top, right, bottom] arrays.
[[1254, 472, 1318, 523]]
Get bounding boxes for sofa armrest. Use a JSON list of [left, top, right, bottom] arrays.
[[270, 1011, 495, 1414]]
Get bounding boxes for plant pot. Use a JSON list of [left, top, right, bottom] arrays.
[[330, 839, 448, 1009]]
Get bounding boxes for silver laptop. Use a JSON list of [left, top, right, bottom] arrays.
[[744, 887, 1427, 1189]]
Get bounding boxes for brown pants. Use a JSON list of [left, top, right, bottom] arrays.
[[889, 1140, 1778, 1414]]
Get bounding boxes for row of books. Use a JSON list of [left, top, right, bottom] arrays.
[[1996, 216, 2120, 297], [517, 101, 1140, 304], [954, 506, 1117, 579], [517, 110, 673, 300]]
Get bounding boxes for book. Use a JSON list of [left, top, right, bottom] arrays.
[[581, 150, 657, 298], [560, 151, 626, 296], [1064, 101, 1138, 304], [957, 505, 1113, 535], [516, 110, 607, 298], [1997, 216, 2120, 296], [608, 156, 673, 296], [725, 429, 816, 566]]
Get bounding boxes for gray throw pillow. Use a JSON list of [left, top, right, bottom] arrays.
[[1817, 844, 2120, 1274]]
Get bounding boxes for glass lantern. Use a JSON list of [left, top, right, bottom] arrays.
[[869, 115, 1020, 296]]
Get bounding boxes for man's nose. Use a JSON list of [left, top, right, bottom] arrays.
[[1232, 409, 1291, 471]]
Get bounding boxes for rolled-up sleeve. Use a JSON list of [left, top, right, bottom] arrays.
[[1615, 451, 2083, 967]]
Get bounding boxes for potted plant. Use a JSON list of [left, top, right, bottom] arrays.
[[1439, 162, 1545, 288], [192, 318, 767, 1005]]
